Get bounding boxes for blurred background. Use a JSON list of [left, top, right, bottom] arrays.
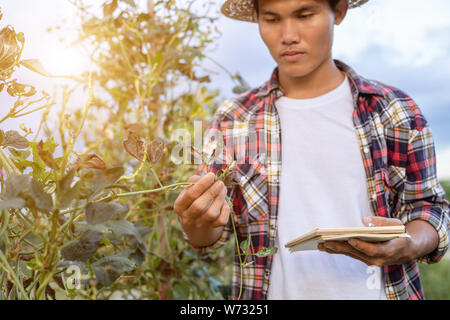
[[0, 0, 448, 299]]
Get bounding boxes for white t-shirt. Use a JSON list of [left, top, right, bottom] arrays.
[[267, 75, 387, 300]]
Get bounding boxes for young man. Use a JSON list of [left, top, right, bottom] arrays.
[[173, 0, 449, 300]]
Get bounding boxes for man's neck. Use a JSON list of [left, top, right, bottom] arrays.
[[278, 57, 345, 99]]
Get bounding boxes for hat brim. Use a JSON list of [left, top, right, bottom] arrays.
[[221, 0, 370, 23]]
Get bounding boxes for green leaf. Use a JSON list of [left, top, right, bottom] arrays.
[[91, 166, 124, 197], [57, 181, 81, 209], [91, 254, 135, 287], [28, 142, 46, 176], [106, 233, 121, 245], [8, 148, 31, 162], [60, 231, 102, 262], [107, 219, 142, 243], [59, 169, 76, 193], [29, 178, 52, 211], [81, 223, 110, 234], [116, 248, 134, 258], [136, 225, 151, 238], [240, 234, 251, 254], [173, 282, 190, 299], [56, 169, 80, 209], [129, 243, 147, 267], [255, 246, 278, 258], [20, 59, 54, 77], [85, 201, 128, 225], [101, 237, 112, 246]]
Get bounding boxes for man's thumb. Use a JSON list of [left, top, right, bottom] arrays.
[[362, 216, 403, 226], [362, 216, 373, 226]]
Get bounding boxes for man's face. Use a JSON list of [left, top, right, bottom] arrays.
[[257, 0, 345, 79]]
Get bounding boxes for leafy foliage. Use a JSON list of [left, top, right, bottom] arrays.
[[0, 0, 272, 300]]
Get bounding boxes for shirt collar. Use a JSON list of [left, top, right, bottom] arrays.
[[255, 59, 384, 99]]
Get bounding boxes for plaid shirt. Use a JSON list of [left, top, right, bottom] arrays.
[[184, 59, 449, 300]]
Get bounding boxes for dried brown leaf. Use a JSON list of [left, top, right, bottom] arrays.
[[147, 102, 159, 112], [123, 131, 145, 161], [67, 156, 81, 171], [124, 123, 145, 136], [146, 137, 165, 164], [1, 130, 29, 149], [84, 154, 106, 170], [37, 140, 59, 169]]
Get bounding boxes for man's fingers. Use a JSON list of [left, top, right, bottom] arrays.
[[348, 237, 404, 260], [211, 201, 231, 228], [177, 174, 201, 202], [341, 252, 373, 266], [195, 187, 227, 228], [183, 179, 225, 222], [177, 175, 200, 201], [174, 172, 215, 214], [320, 241, 378, 263], [319, 243, 372, 266]]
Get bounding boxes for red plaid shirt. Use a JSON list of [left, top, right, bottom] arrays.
[[185, 59, 449, 300]]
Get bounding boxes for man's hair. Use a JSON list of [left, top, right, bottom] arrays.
[[253, 0, 341, 16]]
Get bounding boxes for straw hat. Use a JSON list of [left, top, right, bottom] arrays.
[[221, 0, 369, 22]]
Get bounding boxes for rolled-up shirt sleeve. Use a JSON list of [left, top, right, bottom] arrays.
[[395, 122, 449, 263]]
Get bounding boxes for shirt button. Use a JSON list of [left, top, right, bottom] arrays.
[[273, 177, 279, 183], [240, 176, 246, 183], [371, 193, 377, 200], [363, 147, 370, 154]]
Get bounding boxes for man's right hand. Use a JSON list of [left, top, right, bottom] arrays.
[[173, 172, 230, 230]]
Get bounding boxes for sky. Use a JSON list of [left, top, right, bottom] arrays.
[[0, 0, 449, 179]]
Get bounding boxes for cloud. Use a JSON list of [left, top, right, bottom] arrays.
[[335, 0, 450, 67]]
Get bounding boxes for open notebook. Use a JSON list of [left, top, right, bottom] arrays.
[[285, 226, 410, 252]]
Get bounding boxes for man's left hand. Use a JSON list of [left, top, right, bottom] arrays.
[[317, 216, 418, 267]]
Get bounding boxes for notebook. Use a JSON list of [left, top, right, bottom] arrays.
[[285, 226, 409, 252]]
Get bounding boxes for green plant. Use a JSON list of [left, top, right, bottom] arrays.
[[418, 179, 450, 300], [419, 257, 450, 300], [0, 0, 276, 300]]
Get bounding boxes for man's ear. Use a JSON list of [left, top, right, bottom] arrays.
[[334, 0, 349, 25]]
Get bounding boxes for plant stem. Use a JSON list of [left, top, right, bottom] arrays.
[[229, 202, 244, 300], [0, 149, 20, 175], [0, 250, 29, 300], [0, 210, 10, 238], [35, 270, 54, 300], [110, 182, 194, 199], [150, 166, 163, 188]]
